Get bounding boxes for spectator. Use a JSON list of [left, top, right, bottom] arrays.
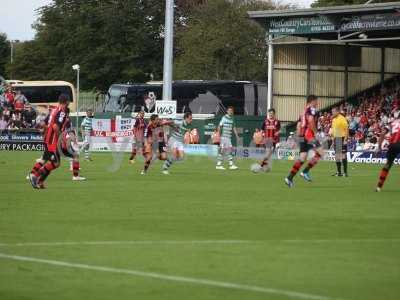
[[23, 105, 37, 128], [0, 114, 8, 130]]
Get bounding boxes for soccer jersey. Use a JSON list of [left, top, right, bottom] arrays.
[[389, 119, 400, 144], [170, 120, 191, 143], [133, 117, 146, 140], [43, 105, 69, 152], [262, 117, 281, 144], [219, 115, 235, 139], [299, 105, 318, 142], [81, 116, 93, 136]]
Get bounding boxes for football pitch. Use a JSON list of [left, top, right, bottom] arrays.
[[0, 151, 399, 300]]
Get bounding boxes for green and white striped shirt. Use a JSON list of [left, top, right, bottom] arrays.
[[219, 115, 235, 139], [170, 120, 191, 143], [81, 117, 93, 135]]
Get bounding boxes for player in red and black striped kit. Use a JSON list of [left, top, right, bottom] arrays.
[[258, 108, 281, 171], [129, 111, 146, 164], [29, 94, 70, 189], [376, 116, 400, 192], [285, 95, 325, 188]]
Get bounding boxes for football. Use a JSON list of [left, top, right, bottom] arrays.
[[250, 163, 263, 173]]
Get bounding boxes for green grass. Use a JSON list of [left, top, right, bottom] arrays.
[[0, 152, 399, 300]]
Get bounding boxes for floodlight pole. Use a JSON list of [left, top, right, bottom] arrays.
[[162, 0, 174, 101], [72, 64, 80, 133], [267, 34, 274, 111]]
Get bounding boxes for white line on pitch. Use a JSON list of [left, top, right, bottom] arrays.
[[0, 252, 348, 300], [0, 240, 250, 247]]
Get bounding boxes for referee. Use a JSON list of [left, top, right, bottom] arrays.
[[329, 107, 349, 177]]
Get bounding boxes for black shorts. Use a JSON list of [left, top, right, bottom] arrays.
[[42, 145, 60, 164], [299, 139, 321, 153], [61, 147, 74, 159], [158, 141, 167, 154], [386, 142, 400, 165], [333, 137, 347, 154]]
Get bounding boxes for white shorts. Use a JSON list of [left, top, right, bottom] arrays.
[[169, 138, 184, 152], [132, 137, 144, 149], [220, 137, 232, 149]]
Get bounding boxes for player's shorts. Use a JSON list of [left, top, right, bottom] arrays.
[[333, 137, 347, 154], [158, 141, 167, 154], [386, 142, 400, 165], [42, 145, 60, 164], [61, 146, 76, 159], [169, 138, 184, 152], [132, 137, 144, 149], [220, 136, 233, 149], [143, 143, 153, 155], [264, 138, 277, 150], [299, 139, 321, 153]]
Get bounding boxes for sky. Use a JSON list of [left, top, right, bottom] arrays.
[[0, 0, 315, 41]]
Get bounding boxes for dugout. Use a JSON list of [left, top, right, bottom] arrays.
[[248, 1, 400, 123]]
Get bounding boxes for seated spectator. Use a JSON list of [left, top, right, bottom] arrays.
[[4, 86, 15, 108], [14, 90, 28, 105], [10, 111, 23, 129], [23, 105, 37, 128], [0, 114, 8, 130]]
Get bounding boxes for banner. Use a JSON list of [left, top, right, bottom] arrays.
[[0, 141, 45, 151], [267, 13, 400, 34], [155, 100, 177, 119]]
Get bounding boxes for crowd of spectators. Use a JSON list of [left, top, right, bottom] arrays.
[[317, 81, 400, 151], [0, 83, 41, 131]]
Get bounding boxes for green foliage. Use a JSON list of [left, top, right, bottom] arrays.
[[311, 0, 395, 8], [174, 0, 274, 81], [10, 0, 165, 90], [0, 33, 10, 77]]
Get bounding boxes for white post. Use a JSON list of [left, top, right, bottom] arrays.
[[10, 40, 13, 64], [267, 34, 274, 111], [76, 68, 80, 131], [162, 0, 174, 101]]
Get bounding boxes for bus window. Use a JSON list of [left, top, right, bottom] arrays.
[[14, 86, 73, 104], [11, 81, 76, 112]]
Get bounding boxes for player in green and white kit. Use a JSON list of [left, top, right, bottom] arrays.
[[80, 109, 94, 161], [162, 112, 193, 174], [216, 106, 239, 170]]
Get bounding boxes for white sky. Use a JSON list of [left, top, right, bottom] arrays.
[[0, 0, 315, 41]]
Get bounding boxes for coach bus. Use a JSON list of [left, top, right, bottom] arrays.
[[11, 81, 76, 113], [101, 80, 268, 116]]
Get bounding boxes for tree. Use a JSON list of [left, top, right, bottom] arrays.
[[0, 33, 10, 78], [174, 0, 277, 81], [311, 0, 395, 7], [10, 0, 165, 91]]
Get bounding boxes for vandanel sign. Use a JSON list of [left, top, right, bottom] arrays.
[[267, 13, 400, 34]]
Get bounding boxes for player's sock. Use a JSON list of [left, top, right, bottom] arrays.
[[129, 149, 136, 161], [31, 161, 44, 177], [260, 158, 268, 167], [303, 153, 322, 173], [38, 162, 57, 182], [288, 160, 304, 180], [72, 161, 80, 177], [336, 161, 342, 174], [216, 152, 223, 165], [163, 158, 173, 170], [228, 153, 234, 165], [377, 167, 390, 189], [144, 160, 151, 172], [342, 158, 348, 174]]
